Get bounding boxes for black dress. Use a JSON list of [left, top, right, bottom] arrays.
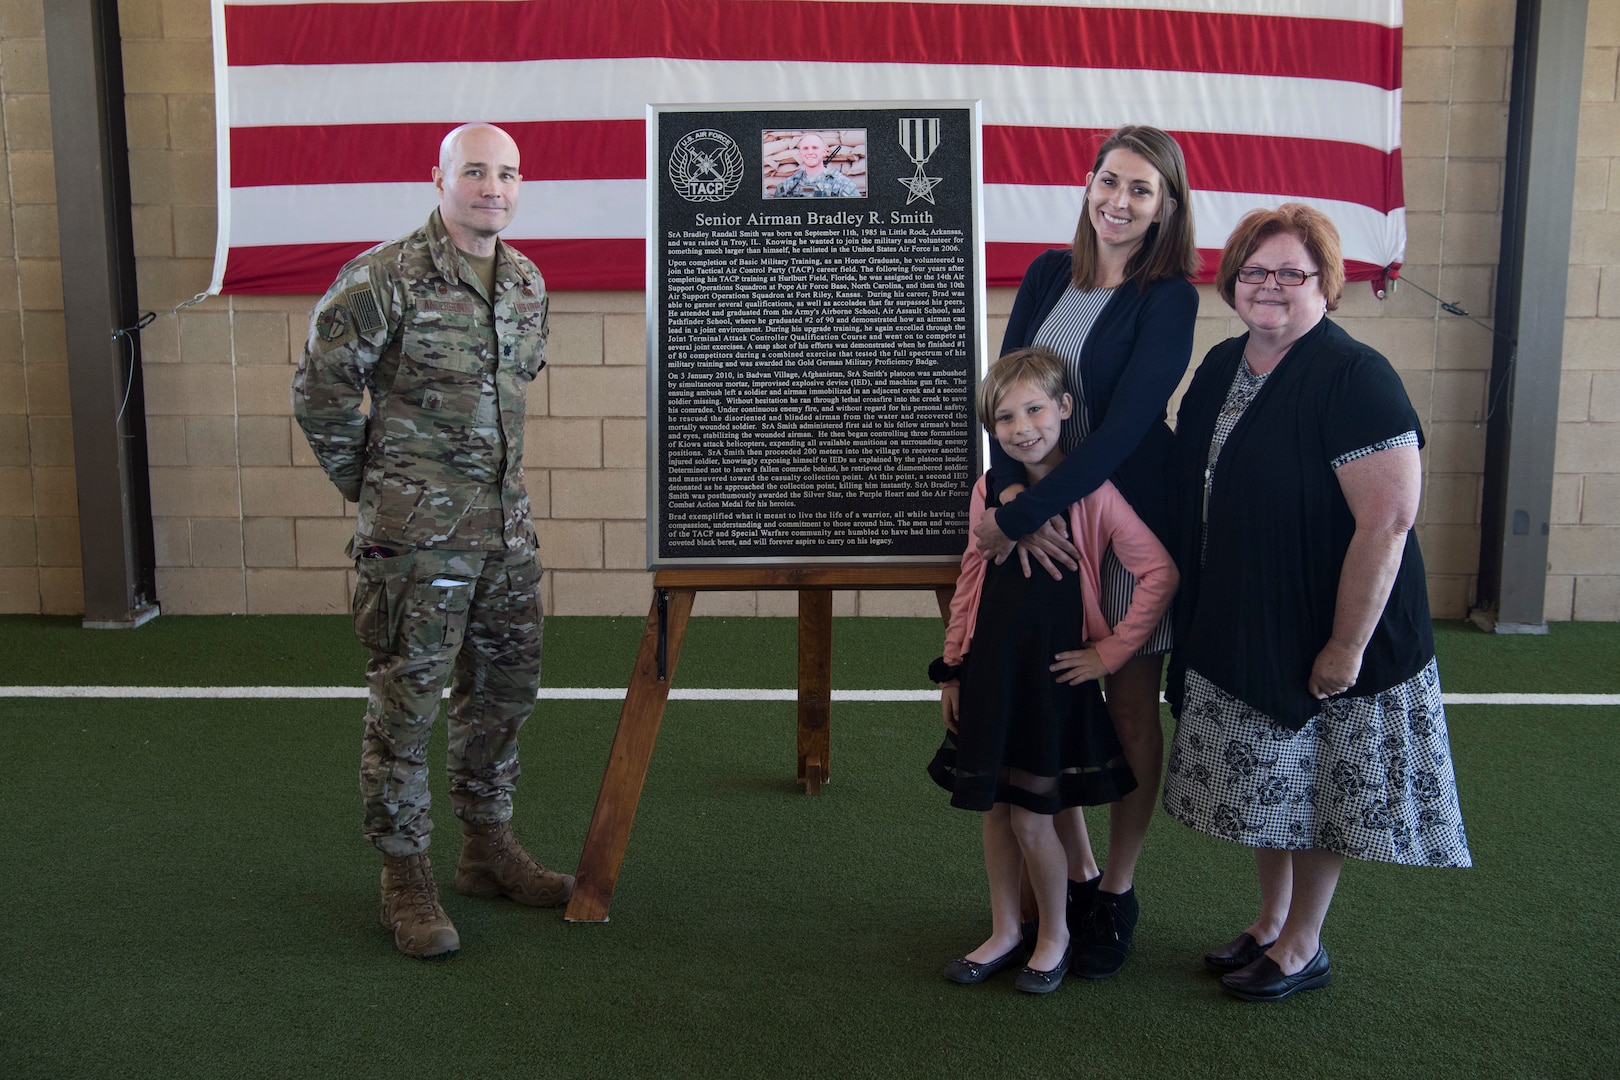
[[927, 510, 1137, 814]]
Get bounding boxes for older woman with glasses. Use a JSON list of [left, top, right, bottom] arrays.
[[1161, 203, 1470, 1003]]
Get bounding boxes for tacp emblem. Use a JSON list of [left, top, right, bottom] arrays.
[[668, 129, 745, 203], [423, 389, 444, 410], [315, 304, 351, 344]]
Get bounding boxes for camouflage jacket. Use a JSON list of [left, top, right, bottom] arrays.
[[292, 209, 549, 553], [773, 168, 861, 198]]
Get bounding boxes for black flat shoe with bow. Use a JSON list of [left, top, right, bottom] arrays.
[[1014, 944, 1072, 995], [942, 943, 1026, 985]]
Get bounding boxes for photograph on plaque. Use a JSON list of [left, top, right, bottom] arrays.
[[762, 129, 868, 199], [649, 104, 985, 567]]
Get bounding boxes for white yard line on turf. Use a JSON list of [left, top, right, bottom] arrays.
[[2, 687, 1618, 706]]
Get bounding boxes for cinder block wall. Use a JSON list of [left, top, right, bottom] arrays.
[[0, 0, 78, 614], [1, 0, 1617, 621], [1563, 2, 1620, 620]]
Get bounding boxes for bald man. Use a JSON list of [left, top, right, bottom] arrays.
[[293, 123, 569, 959], [772, 132, 861, 198]]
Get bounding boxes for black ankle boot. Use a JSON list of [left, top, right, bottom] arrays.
[[1066, 874, 1102, 935], [1071, 886, 1138, 979]]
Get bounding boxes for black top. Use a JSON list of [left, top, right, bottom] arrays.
[[1165, 318, 1435, 730], [992, 249, 1197, 542]]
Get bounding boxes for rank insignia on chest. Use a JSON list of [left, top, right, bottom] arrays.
[[423, 389, 444, 410]]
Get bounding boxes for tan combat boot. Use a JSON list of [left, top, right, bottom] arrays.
[[379, 852, 460, 958], [455, 820, 575, 908]]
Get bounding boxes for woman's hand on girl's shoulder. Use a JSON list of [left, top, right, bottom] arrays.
[[1051, 647, 1107, 685]]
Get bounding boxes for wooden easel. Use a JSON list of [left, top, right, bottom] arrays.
[[564, 564, 958, 922]]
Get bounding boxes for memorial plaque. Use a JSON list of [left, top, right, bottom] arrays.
[[648, 104, 985, 567]]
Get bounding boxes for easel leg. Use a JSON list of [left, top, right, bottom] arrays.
[[796, 589, 833, 794], [565, 587, 695, 922]]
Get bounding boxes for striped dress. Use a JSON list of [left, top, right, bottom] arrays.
[[1033, 284, 1174, 654]]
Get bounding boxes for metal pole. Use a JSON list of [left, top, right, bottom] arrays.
[[44, 0, 159, 628], [1472, 0, 1588, 634]]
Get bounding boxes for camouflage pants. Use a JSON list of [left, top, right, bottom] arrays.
[[350, 543, 544, 857]]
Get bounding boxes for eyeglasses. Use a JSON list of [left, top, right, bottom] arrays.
[[1236, 266, 1320, 287]]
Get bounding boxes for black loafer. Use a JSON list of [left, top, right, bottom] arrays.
[[1204, 931, 1276, 973], [1221, 945, 1331, 1002], [943, 944, 1026, 985], [1014, 944, 1071, 995]]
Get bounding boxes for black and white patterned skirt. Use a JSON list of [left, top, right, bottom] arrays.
[[1162, 657, 1471, 867]]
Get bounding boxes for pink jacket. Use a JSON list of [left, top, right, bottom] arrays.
[[942, 475, 1179, 679]]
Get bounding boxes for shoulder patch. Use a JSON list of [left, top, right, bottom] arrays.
[[315, 303, 352, 344], [345, 283, 386, 337]]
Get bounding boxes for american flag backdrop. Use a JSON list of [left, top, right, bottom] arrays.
[[210, 0, 1405, 294]]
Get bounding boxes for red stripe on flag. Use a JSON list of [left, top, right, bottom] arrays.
[[989, 246, 1217, 290], [224, 1, 1399, 89], [986, 242, 1066, 292], [983, 127, 1405, 214], [228, 240, 1391, 297], [230, 121, 645, 186], [221, 242, 378, 295], [221, 239, 648, 295], [229, 121, 1402, 216]]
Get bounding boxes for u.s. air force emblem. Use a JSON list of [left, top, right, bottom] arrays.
[[668, 129, 745, 202]]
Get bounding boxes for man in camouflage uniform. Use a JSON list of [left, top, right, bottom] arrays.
[[292, 123, 572, 959], [772, 132, 861, 198]]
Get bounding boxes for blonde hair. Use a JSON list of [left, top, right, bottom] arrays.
[[977, 347, 1067, 430]]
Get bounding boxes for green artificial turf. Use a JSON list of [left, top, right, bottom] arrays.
[[1430, 619, 1620, 692], [0, 613, 941, 690], [1, 615, 1616, 1078], [3, 614, 1613, 692]]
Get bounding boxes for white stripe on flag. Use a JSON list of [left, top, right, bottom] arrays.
[[225, 59, 1401, 153], [228, 180, 1405, 268], [983, 185, 1405, 266], [227, 0, 1401, 22], [225, 180, 647, 246]]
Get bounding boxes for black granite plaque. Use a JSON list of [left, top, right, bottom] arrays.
[[649, 105, 983, 566]]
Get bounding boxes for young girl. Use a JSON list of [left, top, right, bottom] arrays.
[[981, 125, 1199, 979], [929, 347, 1178, 994]]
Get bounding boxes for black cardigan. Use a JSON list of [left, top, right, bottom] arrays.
[[992, 249, 1197, 543], [1165, 318, 1436, 729]]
